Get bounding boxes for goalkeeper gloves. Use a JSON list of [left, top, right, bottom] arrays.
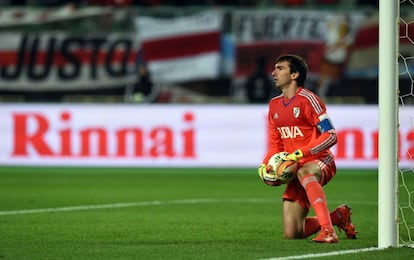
[[285, 149, 304, 162], [257, 164, 282, 186], [258, 164, 270, 180]]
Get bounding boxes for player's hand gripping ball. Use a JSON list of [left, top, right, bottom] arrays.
[[258, 164, 282, 186], [268, 152, 298, 184]]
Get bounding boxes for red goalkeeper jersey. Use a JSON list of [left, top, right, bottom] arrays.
[[262, 87, 337, 164]]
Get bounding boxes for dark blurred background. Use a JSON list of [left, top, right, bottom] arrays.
[[0, 0, 412, 105]]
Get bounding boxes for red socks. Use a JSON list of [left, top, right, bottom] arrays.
[[300, 173, 333, 230], [304, 217, 320, 237], [305, 210, 341, 237], [330, 208, 341, 226]]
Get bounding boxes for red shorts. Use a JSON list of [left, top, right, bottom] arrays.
[[282, 154, 336, 211]]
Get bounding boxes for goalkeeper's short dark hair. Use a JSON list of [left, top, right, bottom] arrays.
[[276, 54, 308, 87]]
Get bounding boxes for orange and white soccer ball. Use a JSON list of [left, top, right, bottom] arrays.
[[268, 152, 298, 184]]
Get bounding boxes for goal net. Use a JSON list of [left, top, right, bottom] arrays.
[[397, 0, 414, 248], [378, 0, 414, 248]]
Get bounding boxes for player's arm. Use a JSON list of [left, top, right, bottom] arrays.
[[302, 113, 337, 156], [258, 108, 284, 186], [262, 110, 284, 164], [286, 113, 337, 161]]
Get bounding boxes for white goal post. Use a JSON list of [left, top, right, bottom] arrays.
[[378, 0, 399, 248]]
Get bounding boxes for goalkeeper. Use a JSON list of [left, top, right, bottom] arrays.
[[257, 54, 357, 243]]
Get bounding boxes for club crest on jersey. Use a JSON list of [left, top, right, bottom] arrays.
[[293, 107, 300, 118]]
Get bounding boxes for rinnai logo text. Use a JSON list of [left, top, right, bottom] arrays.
[[11, 111, 196, 158], [334, 129, 413, 160]]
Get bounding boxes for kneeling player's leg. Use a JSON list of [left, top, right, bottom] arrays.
[[297, 163, 333, 231], [282, 200, 308, 239], [304, 217, 320, 237], [304, 209, 354, 238]]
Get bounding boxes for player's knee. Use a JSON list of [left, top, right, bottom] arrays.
[[284, 230, 304, 239], [296, 165, 321, 182]]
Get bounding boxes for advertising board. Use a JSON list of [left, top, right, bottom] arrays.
[[1, 104, 412, 168]]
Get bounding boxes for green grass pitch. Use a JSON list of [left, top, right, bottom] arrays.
[[0, 167, 413, 259]]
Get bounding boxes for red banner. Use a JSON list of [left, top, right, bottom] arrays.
[[135, 10, 223, 83]]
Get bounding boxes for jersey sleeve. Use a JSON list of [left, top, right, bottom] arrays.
[[262, 107, 284, 164], [299, 100, 337, 157]]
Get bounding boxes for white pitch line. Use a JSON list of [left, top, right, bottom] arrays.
[[258, 247, 384, 260], [0, 198, 376, 216], [0, 198, 273, 216], [1, 198, 382, 259]]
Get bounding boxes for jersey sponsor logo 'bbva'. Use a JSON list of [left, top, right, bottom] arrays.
[[277, 126, 304, 138]]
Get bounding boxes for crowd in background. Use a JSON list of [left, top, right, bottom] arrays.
[[0, 1, 410, 105], [1, 0, 379, 7]]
